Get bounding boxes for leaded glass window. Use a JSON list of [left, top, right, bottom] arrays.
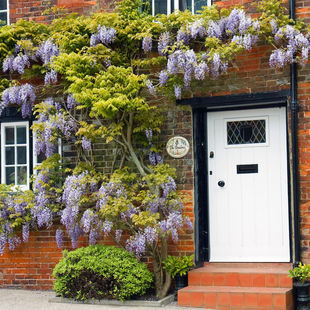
[[227, 120, 266, 145]]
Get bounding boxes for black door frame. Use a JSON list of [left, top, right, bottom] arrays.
[[178, 90, 291, 263]]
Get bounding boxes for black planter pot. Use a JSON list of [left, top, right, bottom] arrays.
[[294, 281, 310, 310], [174, 274, 188, 301]]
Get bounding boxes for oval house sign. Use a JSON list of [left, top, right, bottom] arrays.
[[166, 136, 190, 158]]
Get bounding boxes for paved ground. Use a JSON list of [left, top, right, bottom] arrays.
[[0, 289, 205, 310]]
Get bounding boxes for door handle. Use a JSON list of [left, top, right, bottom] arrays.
[[218, 180, 225, 187]]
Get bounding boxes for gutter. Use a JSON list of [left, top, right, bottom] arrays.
[[289, 0, 301, 264]]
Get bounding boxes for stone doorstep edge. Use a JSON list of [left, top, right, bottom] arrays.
[[49, 294, 175, 307]]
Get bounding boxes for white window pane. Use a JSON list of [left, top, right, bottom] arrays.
[[5, 147, 15, 165], [5, 167, 15, 185], [17, 167, 27, 185], [17, 127, 27, 144], [17, 146, 27, 164], [5, 127, 14, 145]]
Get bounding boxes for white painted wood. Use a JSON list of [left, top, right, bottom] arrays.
[[207, 107, 290, 262], [1, 121, 29, 190]]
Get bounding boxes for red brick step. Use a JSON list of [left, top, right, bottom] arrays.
[[188, 263, 292, 288], [178, 285, 293, 310]]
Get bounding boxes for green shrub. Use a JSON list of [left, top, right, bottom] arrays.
[[52, 245, 153, 301], [163, 255, 194, 278]]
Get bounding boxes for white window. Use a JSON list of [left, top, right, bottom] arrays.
[[0, 0, 9, 26], [151, 0, 211, 15], [1, 122, 30, 190]]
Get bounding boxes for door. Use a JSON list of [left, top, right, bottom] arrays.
[[207, 107, 290, 262]]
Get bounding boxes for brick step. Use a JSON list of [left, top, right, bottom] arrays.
[[189, 263, 292, 288], [178, 285, 293, 310]]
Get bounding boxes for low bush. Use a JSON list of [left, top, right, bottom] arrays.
[[52, 245, 153, 301]]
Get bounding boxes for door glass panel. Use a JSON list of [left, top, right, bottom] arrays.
[[17, 166, 27, 185], [227, 120, 266, 145], [17, 146, 26, 164], [17, 127, 27, 144], [5, 167, 15, 185], [5, 147, 15, 165], [5, 127, 14, 144]]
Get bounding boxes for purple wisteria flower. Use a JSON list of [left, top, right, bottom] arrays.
[[61, 173, 87, 232], [270, 20, 278, 34], [44, 69, 58, 85], [253, 20, 260, 32], [8, 236, 21, 251], [56, 229, 63, 248], [149, 152, 163, 166], [145, 128, 152, 143], [115, 229, 122, 242], [174, 85, 181, 100], [36, 40, 60, 65], [158, 32, 170, 56], [103, 220, 112, 235], [22, 223, 30, 242], [194, 62, 208, 80], [81, 209, 93, 233], [159, 70, 168, 86], [3, 55, 14, 73], [188, 19, 205, 39], [0, 84, 36, 118], [90, 25, 117, 46], [89, 228, 98, 245], [144, 227, 157, 244], [12, 54, 30, 74], [142, 36, 152, 53], [67, 94, 78, 109], [146, 79, 156, 96], [81, 137, 92, 151], [0, 233, 6, 255], [176, 29, 190, 44], [161, 176, 176, 198], [126, 233, 146, 258], [207, 21, 222, 39], [69, 224, 82, 248], [269, 49, 287, 68]]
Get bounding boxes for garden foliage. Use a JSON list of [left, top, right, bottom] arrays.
[[0, 0, 309, 298], [52, 245, 153, 301]]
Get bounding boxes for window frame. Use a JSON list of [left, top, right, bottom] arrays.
[[1, 121, 30, 190], [151, 0, 212, 16], [0, 0, 10, 26]]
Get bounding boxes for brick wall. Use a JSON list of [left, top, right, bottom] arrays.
[[9, 0, 99, 24]]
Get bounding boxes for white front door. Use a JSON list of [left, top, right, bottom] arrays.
[[207, 107, 290, 262]]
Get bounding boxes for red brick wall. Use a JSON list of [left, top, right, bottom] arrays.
[[9, 0, 98, 24]]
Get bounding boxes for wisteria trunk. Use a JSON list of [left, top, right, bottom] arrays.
[[152, 238, 171, 299]]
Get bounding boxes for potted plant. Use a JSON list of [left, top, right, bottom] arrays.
[[163, 255, 194, 300], [289, 263, 310, 310]]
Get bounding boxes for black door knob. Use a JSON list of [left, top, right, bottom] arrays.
[[218, 181, 225, 187]]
